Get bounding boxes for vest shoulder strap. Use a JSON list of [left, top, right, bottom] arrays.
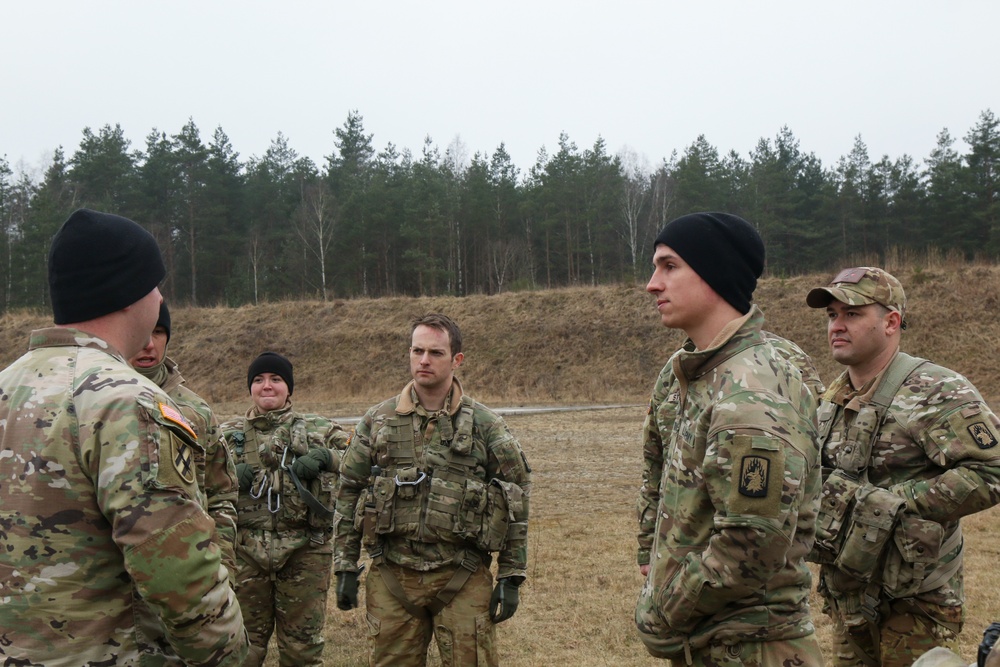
[[849, 352, 928, 474]]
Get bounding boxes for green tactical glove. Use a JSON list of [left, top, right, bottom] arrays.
[[291, 447, 334, 480], [336, 571, 359, 610], [489, 577, 522, 623], [235, 462, 255, 492]]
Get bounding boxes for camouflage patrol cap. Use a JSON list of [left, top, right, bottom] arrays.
[[806, 266, 907, 323]]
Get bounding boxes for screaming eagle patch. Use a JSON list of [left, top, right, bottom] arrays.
[[739, 455, 770, 497], [968, 422, 999, 450]]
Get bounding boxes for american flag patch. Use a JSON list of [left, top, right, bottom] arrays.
[[159, 402, 198, 440]]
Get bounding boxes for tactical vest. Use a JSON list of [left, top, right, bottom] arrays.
[[229, 414, 327, 531], [814, 352, 961, 600], [357, 395, 522, 555]]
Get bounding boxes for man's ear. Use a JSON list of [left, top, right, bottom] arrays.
[[452, 352, 464, 369], [884, 310, 903, 335]]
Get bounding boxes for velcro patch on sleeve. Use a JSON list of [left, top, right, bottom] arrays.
[[947, 405, 1000, 455], [159, 402, 198, 440], [725, 432, 784, 518]]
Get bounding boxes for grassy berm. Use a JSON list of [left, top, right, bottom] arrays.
[[1, 264, 999, 665]]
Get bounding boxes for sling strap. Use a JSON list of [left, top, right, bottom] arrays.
[[370, 547, 482, 619]]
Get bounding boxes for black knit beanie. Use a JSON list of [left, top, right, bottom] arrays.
[[48, 209, 166, 324], [157, 302, 171, 343], [653, 212, 764, 314], [247, 352, 294, 395]]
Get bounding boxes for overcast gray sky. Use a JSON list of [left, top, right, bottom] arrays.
[[3, 1, 998, 179]]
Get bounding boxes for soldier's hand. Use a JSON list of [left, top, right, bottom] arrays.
[[235, 462, 255, 492], [292, 447, 334, 480], [336, 571, 359, 610], [489, 577, 522, 623]]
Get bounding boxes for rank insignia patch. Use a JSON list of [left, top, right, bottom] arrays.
[[968, 422, 998, 449], [739, 455, 770, 498]]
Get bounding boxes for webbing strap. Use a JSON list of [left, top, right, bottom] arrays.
[[916, 527, 963, 594], [370, 552, 429, 620], [427, 552, 481, 616], [843, 352, 927, 476], [370, 550, 481, 619], [284, 462, 334, 521]]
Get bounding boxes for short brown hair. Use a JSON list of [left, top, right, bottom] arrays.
[[411, 313, 462, 356]]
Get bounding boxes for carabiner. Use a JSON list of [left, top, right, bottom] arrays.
[[250, 472, 268, 499], [268, 485, 282, 513], [394, 471, 428, 486], [280, 446, 295, 471]]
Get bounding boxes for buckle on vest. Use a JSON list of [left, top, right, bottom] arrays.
[[860, 590, 882, 624], [459, 554, 479, 572]]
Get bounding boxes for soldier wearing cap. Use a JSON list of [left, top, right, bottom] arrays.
[[806, 267, 1000, 666], [0, 209, 248, 666]]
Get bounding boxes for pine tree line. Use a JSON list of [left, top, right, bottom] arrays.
[[0, 109, 997, 312]]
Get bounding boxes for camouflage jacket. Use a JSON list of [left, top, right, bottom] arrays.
[[635, 308, 821, 655], [334, 378, 531, 580], [637, 327, 824, 566], [817, 349, 1000, 607], [143, 356, 238, 576], [0, 328, 248, 667], [221, 403, 348, 532]]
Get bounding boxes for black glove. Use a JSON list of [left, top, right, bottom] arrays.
[[235, 462, 254, 492], [489, 577, 521, 623], [336, 571, 359, 610], [980, 621, 1000, 667], [291, 447, 334, 480]]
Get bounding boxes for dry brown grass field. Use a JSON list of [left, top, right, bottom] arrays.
[[2, 262, 999, 665]]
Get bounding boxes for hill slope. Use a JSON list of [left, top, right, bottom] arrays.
[[2, 265, 999, 413]]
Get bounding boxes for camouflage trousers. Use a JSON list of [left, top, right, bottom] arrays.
[[825, 598, 963, 667], [234, 527, 333, 667], [665, 635, 823, 667], [365, 560, 497, 667]]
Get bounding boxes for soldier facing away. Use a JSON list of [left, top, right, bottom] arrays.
[[220, 351, 349, 666], [0, 208, 248, 666], [634, 212, 823, 666], [334, 313, 531, 667], [806, 267, 1000, 666]]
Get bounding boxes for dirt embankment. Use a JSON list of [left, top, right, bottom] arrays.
[[2, 264, 999, 411]]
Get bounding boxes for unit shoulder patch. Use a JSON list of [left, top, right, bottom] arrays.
[[968, 422, 998, 450], [738, 455, 770, 498]]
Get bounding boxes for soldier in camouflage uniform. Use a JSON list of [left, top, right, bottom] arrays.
[[0, 209, 248, 666], [634, 212, 823, 666], [806, 267, 1000, 667], [221, 351, 349, 666], [637, 330, 825, 575], [130, 302, 239, 576], [334, 313, 531, 667]]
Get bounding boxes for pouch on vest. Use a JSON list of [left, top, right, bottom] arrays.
[[456, 478, 487, 541], [881, 509, 944, 598], [478, 479, 524, 553], [834, 484, 906, 582], [812, 468, 863, 564], [372, 475, 396, 534], [307, 468, 338, 531], [394, 466, 423, 500]]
